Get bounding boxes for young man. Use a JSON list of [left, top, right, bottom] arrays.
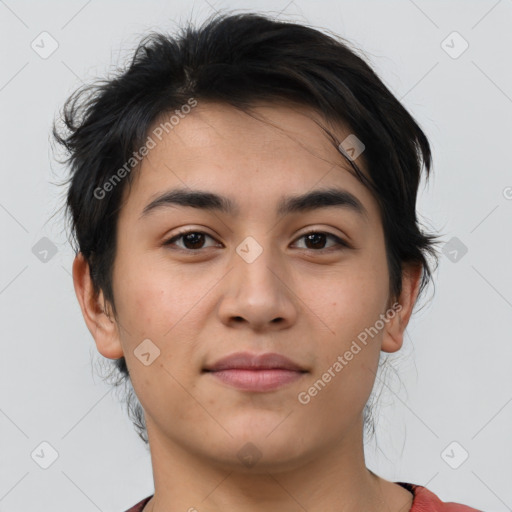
[[54, 12, 480, 512]]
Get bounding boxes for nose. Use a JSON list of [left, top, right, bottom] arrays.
[[216, 240, 298, 332]]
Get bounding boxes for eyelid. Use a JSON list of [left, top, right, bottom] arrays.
[[163, 227, 351, 252], [291, 231, 351, 251], [163, 228, 221, 249]]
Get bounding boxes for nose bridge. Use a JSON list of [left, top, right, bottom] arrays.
[[233, 233, 284, 296], [216, 232, 298, 329]]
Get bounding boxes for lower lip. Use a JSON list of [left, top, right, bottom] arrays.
[[206, 369, 305, 391]]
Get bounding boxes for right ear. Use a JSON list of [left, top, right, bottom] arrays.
[[72, 252, 124, 359]]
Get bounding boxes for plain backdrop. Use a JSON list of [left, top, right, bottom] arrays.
[[0, 1, 511, 511]]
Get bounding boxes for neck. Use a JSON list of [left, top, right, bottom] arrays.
[[142, 416, 410, 512]]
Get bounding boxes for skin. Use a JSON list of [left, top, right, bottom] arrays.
[[73, 101, 422, 512]]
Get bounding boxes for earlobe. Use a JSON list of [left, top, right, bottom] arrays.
[[72, 252, 124, 359], [381, 263, 423, 353]]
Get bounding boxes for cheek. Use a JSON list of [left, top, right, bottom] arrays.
[[123, 285, 188, 343], [318, 257, 389, 334], [300, 273, 387, 422], [113, 263, 206, 406], [112, 255, 216, 357], [303, 251, 389, 389], [112, 252, 180, 340]]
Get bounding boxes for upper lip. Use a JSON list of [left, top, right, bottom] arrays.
[[204, 352, 307, 372]]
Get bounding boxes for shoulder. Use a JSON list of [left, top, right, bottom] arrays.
[[123, 495, 153, 512], [122, 487, 482, 512], [397, 482, 481, 511]]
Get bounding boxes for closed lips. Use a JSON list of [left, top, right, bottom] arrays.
[[203, 352, 307, 372]]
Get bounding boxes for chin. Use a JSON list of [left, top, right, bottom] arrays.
[[197, 425, 315, 473]]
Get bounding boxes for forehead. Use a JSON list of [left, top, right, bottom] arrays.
[[120, 100, 376, 221], [148, 100, 352, 165]]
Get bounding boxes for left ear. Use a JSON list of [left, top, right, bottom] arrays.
[[381, 263, 423, 353]]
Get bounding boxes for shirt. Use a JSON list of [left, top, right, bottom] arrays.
[[124, 482, 481, 511]]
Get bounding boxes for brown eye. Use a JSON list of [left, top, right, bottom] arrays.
[[181, 232, 206, 249], [163, 230, 349, 253], [294, 231, 349, 251], [164, 231, 220, 251], [304, 233, 327, 249]]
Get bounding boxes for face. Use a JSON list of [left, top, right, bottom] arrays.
[[81, 101, 413, 472]]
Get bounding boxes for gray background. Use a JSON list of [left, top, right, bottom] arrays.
[[1, 0, 511, 511]]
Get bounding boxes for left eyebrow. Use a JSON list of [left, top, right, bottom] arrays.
[[139, 186, 368, 220], [276, 188, 367, 219]]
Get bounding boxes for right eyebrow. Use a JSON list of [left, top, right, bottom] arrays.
[[139, 188, 239, 219]]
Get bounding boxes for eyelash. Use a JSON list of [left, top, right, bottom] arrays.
[[163, 229, 351, 253]]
